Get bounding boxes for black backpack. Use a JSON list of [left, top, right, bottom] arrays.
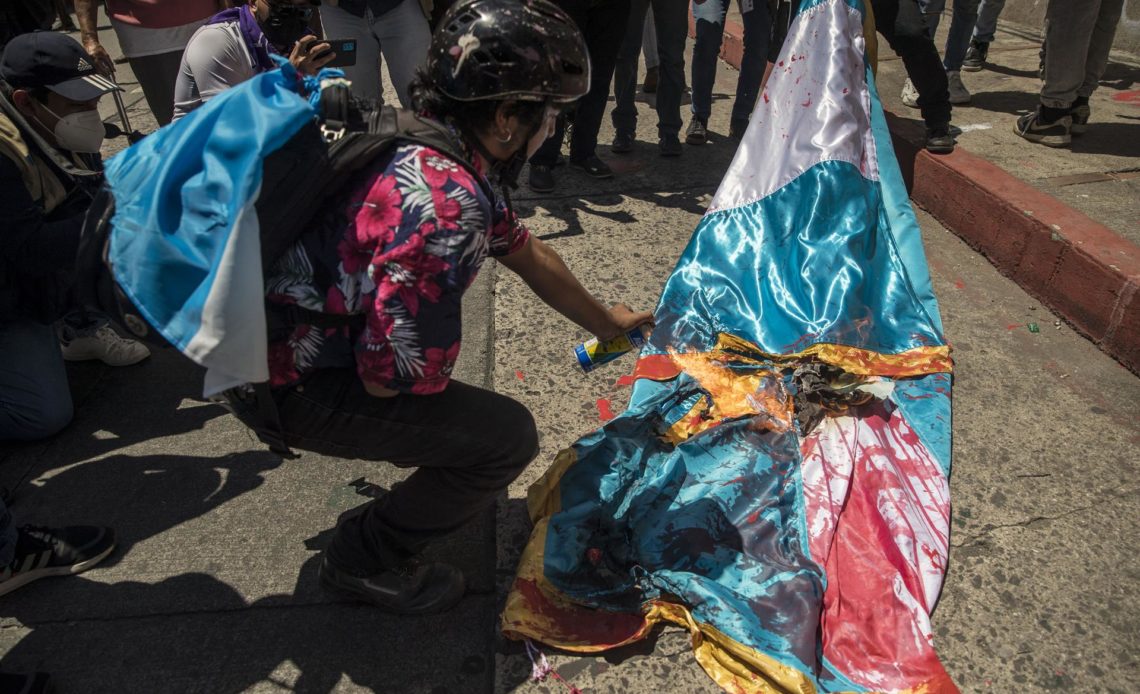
[[77, 84, 493, 454]]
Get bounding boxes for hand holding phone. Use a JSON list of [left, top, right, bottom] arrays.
[[315, 39, 358, 68]]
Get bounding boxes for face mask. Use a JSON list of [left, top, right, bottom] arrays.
[[36, 103, 105, 153], [261, 4, 312, 52]]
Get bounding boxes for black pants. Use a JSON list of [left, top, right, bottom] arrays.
[[870, 0, 951, 128], [530, 0, 632, 166], [274, 370, 539, 574]]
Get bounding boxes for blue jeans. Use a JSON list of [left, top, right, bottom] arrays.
[[0, 320, 73, 442], [971, 0, 1006, 44], [612, 0, 690, 139], [690, 0, 771, 126], [942, 0, 980, 71]]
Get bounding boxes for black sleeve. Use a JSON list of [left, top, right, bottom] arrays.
[[0, 155, 85, 277]]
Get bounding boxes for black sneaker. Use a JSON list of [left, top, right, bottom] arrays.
[[569, 155, 613, 179], [685, 118, 708, 145], [1070, 103, 1090, 135], [319, 554, 465, 615], [1014, 109, 1072, 147], [962, 41, 988, 72], [527, 164, 555, 192], [611, 131, 634, 154], [0, 525, 116, 597], [659, 136, 682, 157], [925, 124, 955, 154], [0, 671, 52, 694]]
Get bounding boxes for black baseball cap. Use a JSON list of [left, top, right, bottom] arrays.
[[0, 31, 120, 101]]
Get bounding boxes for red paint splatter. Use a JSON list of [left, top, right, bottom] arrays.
[[515, 370, 525, 381], [1006, 323, 1022, 330], [1112, 89, 1140, 105], [842, 87, 849, 95], [762, 91, 769, 103], [596, 398, 616, 421], [954, 279, 965, 289], [802, 96, 813, 107], [777, 60, 784, 67], [615, 374, 636, 387]]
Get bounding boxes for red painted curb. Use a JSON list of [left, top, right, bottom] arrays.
[[704, 17, 1140, 374]]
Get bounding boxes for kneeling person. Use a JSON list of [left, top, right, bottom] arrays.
[[252, 0, 653, 614]]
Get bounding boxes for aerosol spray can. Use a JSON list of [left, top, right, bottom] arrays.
[[574, 325, 650, 373]]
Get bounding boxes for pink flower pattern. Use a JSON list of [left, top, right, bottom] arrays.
[[265, 140, 530, 394]]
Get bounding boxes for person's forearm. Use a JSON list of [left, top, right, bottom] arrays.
[[502, 238, 620, 339], [75, 0, 100, 42]]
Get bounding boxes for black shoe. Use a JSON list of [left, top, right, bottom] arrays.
[[1070, 103, 1090, 135], [0, 525, 116, 597], [528, 164, 555, 192], [659, 136, 682, 157], [925, 124, 955, 154], [0, 671, 52, 694], [570, 155, 613, 179], [1014, 109, 1072, 147], [729, 120, 748, 140], [961, 41, 988, 72], [685, 118, 708, 145], [611, 131, 634, 154], [319, 555, 465, 615]]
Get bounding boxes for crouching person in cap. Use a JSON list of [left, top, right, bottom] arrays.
[[0, 31, 150, 443], [245, 0, 652, 614]]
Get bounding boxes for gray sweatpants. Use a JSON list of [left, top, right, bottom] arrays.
[[1040, 0, 1124, 109]]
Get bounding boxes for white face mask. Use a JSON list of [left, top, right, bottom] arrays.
[[37, 102, 105, 154], [525, 107, 560, 160]]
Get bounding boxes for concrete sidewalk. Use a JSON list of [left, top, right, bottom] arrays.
[[716, 6, 1140, 376]]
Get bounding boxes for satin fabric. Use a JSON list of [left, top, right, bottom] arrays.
[[502, 0, 957, 691]]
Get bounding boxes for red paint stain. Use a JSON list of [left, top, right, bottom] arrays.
[[954, 279, 965, 289], [1112, 89, 1140, 105], [746, 510, 760, 524], [842, 87, 849, 95], [777, 60, 784, 67], [1005, 323, 1022, 330], [515, 370, 525, 381], [596, 398, 616, 421], [615, 374, 636, 387], [802, 96, 813, 107], [762, 91, 769, 103]]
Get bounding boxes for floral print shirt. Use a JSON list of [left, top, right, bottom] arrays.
[[265, 141, 529, 394]]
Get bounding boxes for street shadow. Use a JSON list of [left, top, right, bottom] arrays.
[[964, 89, 1041, 116], [1070, 121, 1140, 158]]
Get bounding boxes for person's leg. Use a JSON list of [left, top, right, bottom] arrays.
[[643, 7, 659, 69], [650, 0, 690, 146], [612, 0, 651, 140], [273, 371, 539, 574], [569, 0, 632, 164], [0, 497, 16, 569], [1039, 0, 1100, 110], [942, 0, 980, 71], [318, 3, 384, 103], [970, 0, 1006, 43], [917, 0, 945, 36], [873, 0, 952, 129], [1077, 0, 1124, 100], [730, 0, 772, 130], [690, 0, 728, 126], [372, 0, 433, 108], [125, 49, 184, 126], [0, 320, 73, 442]]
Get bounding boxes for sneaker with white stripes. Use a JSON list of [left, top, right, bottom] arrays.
[[60, 325, 150, 366], [0, 525, 116, 597]]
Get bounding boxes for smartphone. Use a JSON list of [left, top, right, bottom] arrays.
[[316, 38, 357, 67]]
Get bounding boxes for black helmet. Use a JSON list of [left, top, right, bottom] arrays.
[[428, 0, 590, 104]]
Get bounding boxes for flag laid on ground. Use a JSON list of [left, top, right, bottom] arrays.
[[501, 0, 958, 691]]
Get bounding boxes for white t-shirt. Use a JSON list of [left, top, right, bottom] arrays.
[[171, 21, 257, 122], [110, 17, 205, 59]]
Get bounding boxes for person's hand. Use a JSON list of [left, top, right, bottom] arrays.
[[81, 38, 115, 76], [596, 303, 654, 342], [289, 35, 335, 76]]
